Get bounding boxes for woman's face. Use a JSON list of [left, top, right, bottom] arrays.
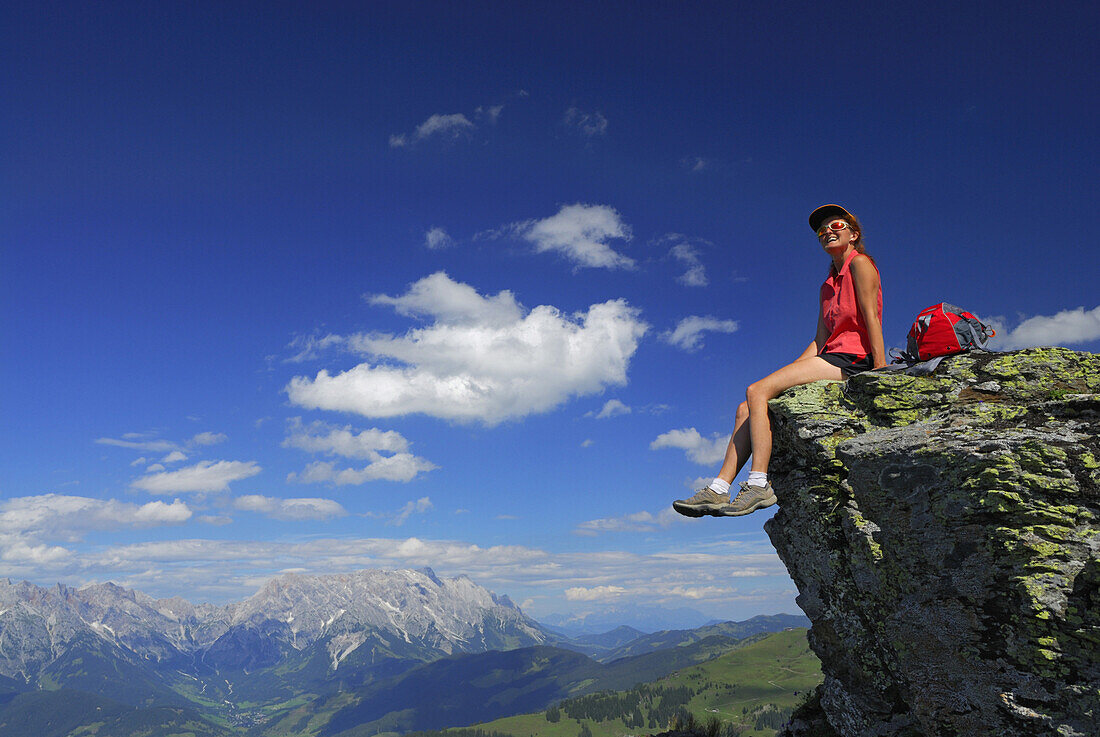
[[817, 218, 858, 252]]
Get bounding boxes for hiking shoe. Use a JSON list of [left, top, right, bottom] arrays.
[[672, 486, 731, 517], [716, 481, 778, 517]]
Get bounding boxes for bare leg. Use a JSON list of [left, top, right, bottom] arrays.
[[745, 356, 843, 474], [715, 401, 751, 484], [674, 357, 843, 518]]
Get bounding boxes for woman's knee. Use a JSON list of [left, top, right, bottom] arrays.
[[735, 400, 750, 422], [746, 381, 769, 405]]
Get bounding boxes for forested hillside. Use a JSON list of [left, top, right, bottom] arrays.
[[466, 628, 822, 737]]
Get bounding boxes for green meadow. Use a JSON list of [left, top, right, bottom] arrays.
[[463, 629, 822, 737]]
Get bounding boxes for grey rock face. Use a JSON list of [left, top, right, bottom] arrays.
[[765, 348, 1099, 737], [0, 567, 545, 680]]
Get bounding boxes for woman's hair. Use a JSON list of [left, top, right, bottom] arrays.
[[843, 211, 874, 265]]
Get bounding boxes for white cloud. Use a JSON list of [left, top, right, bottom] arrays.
[[288, 454, 437, 485], [233, 495, 347, 521], [668, 240, 708, 287], [145, 463, 166, 472], [286, 272, 648, 425], [284, 418, 410, 459], [424, 226, 454, 249], [994, 305, 1100, 349], [566, 585, 625, 601], [191, 432, 227, 446], [590, 399, 631, 419], [1, 541, 72, 564], [390, 113, 475, 147], [574, 509, 683, 536], [508, 204, 634, 270], [661, 315, 740, 352], [0, 494, 191, 544], [162, 450, 187, 463], [564, 107, 608, 137], [97, 430, 227, 455], [392, 496, 433, 526], [283, 419, 436, 484], [286, 333, 346, 363], [369, 271, 523, 326], [680, 156, 712, 172], [581, 439, 594, 448], [650, 428, 728, 465], [96, 436, 178, 453], [2, 533, 791, 619], [416, 113, 475, 139], [475, 105, 503, 123], [662, 585, 731, 600], [132, 460, 261, 494]]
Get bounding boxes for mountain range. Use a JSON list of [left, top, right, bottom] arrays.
[[537, 605, 714, 635], [0, 568, 807, 736], [0, 568, 542, 680]]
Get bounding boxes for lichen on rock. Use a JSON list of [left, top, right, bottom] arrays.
[[765, 348, 1099, 737]]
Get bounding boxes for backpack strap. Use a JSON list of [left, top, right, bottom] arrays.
[[905, 355, 947, 375], [958, 316, 997, 350], [884, 350, 947, 375], [890, 347, 920, 364]]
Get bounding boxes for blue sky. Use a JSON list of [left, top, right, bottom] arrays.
[[2, 1, 1098, 626]]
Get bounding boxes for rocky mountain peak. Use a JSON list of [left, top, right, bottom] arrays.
[[0, 567, 547, 680], [418, 566, 444, 586], [232, 567, 542, 652], [766, 348, 1098, 737]]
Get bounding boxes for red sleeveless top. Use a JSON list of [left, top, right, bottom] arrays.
[[819, 249, 882, 357]]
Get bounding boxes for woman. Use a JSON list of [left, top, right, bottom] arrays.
[[673, 204, 885, 518]]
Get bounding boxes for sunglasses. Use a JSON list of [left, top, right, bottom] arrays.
[[817, 220, 853, 237]]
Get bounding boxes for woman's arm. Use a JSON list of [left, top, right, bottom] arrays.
[[850, 255, 886, 368]]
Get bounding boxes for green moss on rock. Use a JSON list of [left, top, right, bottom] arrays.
[[767, 348, 1100, 737]]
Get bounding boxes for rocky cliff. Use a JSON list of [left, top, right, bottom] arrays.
[[764, 348, 1098, 737]]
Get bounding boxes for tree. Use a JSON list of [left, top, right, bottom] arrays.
[[546, 705, 561, 723]]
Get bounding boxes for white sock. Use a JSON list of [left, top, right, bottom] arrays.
[[709, 478, 731, 495], [747, 471, 768, 488]]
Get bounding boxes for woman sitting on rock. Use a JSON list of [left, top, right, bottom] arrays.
[[673, 204, 886, 518]]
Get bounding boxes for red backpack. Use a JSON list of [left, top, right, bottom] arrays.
[[901, 303, 996, 362]]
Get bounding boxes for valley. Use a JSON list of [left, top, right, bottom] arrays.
[[0, 569, 813, 737]]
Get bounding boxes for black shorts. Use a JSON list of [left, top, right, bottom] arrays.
[[819, 351, 875, 377]]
